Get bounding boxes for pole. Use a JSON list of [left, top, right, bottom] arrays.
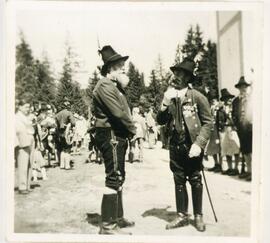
[[201, 168, 218, 222], [110, 130, 119, 219]]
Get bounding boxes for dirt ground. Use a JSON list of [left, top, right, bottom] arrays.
[[14, 143, 251, 236]]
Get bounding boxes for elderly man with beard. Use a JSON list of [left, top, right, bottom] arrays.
[[92, 46, 136, 234], [156, 59, 213, 232]]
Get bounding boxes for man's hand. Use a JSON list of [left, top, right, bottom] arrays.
[[162, 87, 178, 108], [189, 143, 202, 158]]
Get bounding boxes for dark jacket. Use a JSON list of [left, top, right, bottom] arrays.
[[232, 96, 252, 131], [55, 109, 75, 130], [156, 88, 213, 149], [92, 77, 136, 139]]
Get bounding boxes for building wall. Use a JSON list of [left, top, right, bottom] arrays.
[[216, 11, 243, 96], [217, 11, 255, 96]]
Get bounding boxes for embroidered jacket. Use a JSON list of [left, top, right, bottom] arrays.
[[156, 87, 213, 149]]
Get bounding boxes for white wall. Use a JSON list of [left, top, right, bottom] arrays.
[[217, 11, 242, 96]]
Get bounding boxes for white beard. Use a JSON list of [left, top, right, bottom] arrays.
[[108, 72, 129, 88], [116, 73, 129, 88]]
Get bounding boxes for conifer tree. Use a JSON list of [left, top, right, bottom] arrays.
[[15, 32, 38, 102], [144, 70, 162, 113], [85, 70, 100, 104], [34, 54, 56, 105], [56, 41, 87, 115], [196, 40, 218, 98], [126, 62, 145, 109], [174, 44, 182, 65], [181, 24, 204, 61]]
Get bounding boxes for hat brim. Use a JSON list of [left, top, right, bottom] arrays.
[[235, 82, 251, 88], [170, 66, 195, 77], [101, 55, 129, 76], [220, 95, 234, 101]]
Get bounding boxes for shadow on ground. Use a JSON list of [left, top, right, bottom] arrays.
[[142, 207, 178, 222], [86, 213, 101, 227]]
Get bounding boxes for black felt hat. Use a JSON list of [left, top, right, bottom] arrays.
[[235, 76, 251, 89], [99, 45, 129, 76], [170, 58, 196, 77], [220, 88, 235, 101]]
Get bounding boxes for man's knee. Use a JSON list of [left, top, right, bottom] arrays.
[[189, 171, 202, 188], [173, 172, 186, 187]]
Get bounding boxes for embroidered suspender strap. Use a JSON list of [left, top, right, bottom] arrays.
[[110, 129, 119, 173], [175, 97, 183, 133]]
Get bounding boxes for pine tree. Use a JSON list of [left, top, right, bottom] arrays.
[[181, 24, 204, 61], [196, 40, 218, 98], [178, 24, 219, 97], [70, 81, 88, 116], [15, 32, 38, 102], [155, 54, 166, 82], [85, 70, 100, 102], [56, 41, 87, 115], [126, 62, 145, 109], [174, 44, 182, 64], [144, 70, 162, 113], [34, 54, 56, 105]]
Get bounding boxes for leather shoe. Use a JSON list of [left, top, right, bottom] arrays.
[[213, 165, 222, 173], [245, 174, 252, 181], [166, 213, 189, 230], [222, 169, 232, 175], [208, 165, 218, 172], [99, 223, 132, 235], [239, 172, 250, 179], [18, 190, 29, 195], [228, 169, 239, 176], [118, 218, 135, 228], [194, 214, 206, 232]]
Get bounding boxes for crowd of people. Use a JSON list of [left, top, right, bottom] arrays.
[[14, 44, 253, 234], [14, 99, 89, 194], [204, 77, 253, 181]]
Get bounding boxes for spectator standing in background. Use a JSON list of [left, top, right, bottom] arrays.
[[219, 88, 240, 176], [55, 99, 75, 170], [232, 76, 253, 181], [206, 91, 222, 173], [15, 98, 35, 194]]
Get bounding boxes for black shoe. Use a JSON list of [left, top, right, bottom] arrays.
[[208, 165, 218, 172], [213, 165, 222, 173], [228, 169, 239, 176], [117, 218, 135, 228], [194, 214, 206, 232], [99, 223, 132, 235], [245, 174, 252, 181], [222, 169, 232, 175], [18, 190, 29, 195], [166, 214, 189, 230], [239, 172, 250, 179]]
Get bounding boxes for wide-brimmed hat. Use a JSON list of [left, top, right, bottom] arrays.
[[235, 76, 251, 89], [220, 88, 234, 101], [99, 45, 129, 76], [170, 59, 196, 77]]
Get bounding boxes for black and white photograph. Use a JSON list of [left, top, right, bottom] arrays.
[[1, 1, 268, 242]]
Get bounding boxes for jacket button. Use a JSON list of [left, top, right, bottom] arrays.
[[195, 124, 198, 128], [192, 116, 196, 119]]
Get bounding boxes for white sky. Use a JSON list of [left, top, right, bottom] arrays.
[[16, 3, 217, 88]]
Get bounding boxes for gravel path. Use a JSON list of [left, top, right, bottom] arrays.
[[14, 144, 251, 236]]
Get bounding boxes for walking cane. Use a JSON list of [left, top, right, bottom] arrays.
[[202, 168, 218, 222], [110, 130, 120, 219]]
